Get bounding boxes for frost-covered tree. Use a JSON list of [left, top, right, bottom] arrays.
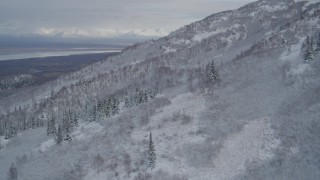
[[310, 38, 315, 55], [7, 163, 17, 180], [63, 112, 72, 141], [56, 124, 63, 145], [36, 118, 44, 128], [124, 97, 130, 108], [9, 123, 17, 138], [208, 60, 220, 84], [22, 115, 27, 130], [46, 118, 50, 136], [134, 88, 141, 105], [5, 126, 10, 140], [316, 32, 320, 54], [138, 90, 145, 104], [31, 118, 35, 129], [73, 112, 79, 127], [0, 121, 4, 137], [90, 105, 97, 122], [97, 100, 103, 112], [148, 132, 156, 169], [148, 89, 158, 99], [287, 45, 292, 55], [103, 100, 111, 118], [47, 115, 57, 136], [129, 95, 135, 107], [67, 109, 76, 128], [112, 97, 120, 115], [304, 36, 314, 62], [124, 89, 158, 109], [143, 92, 149, 103]]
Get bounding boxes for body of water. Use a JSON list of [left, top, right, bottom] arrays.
[[0, 48, 122, 61]]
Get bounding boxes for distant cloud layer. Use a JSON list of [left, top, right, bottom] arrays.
[[0, 0, 252, 39]]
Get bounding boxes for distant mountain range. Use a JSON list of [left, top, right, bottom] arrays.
[[0, 28, 168, 48]]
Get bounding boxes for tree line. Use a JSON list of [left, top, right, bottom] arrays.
[[304, 32, 320, 62]]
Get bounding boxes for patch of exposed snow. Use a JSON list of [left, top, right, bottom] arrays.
[[250, 4, 287, 16], [222, 31, 245, 47], [0, 137, 10, 150], [193, 24, 242, 42], [260, 4, 288, 12], [288, 64, 311, 76], [280, 43, 302, 61], [171, 38, 191, 45], [198, 117, 281, 180], [307, 18, 320, 28], [193, 29, 224, 42], [72, 122, 104, 141], [84, 169, 109, 180], [265, 31, 273, 36], [163, 46, 177, 54], [37, 139, 55, 153], [290, 146, 300, 154], [131, 93, 207, 176], [209, 20, 223, 28], [220, 16, 229, 21], [249, 11, 257, 17]]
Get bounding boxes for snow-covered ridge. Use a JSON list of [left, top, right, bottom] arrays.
[[193, 24, 244, 42]]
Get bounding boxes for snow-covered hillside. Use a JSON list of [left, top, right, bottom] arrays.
[[1, 0, 320, 179]]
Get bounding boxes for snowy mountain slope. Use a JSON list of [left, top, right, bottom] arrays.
[[1, 0, 320, 179], [0, 0, 316, 113]]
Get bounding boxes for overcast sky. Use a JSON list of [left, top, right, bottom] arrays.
[[0, 0, 253, 39]]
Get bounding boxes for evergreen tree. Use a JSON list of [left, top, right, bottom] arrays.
[[104, 98, 112, 117], [63, 113, 72, 141], [208, 60, 220, 84], [148, 132, 156, 169], [149, 89, 158, 99], [316, 32, 320, 54], [22, 115, 27, 130], [5, 126, 10, 139], [47, 118, 50, 136], [304, 36, 314, 62], [129, 95, 135, 106], [0, 121, 3, 136], [68, 109, 74, 128], [83, 104, 90, 120], [36, 118, 40, 128], [36, 118, 42, 128], [73, 112, 79, 127], [92, 105, 97, 121], [97, 100, 103, 112], [138, 90, 144, 104], [143, 91, 149, 103], [31, 118, 35, 129], [287, 45, 292, 55], [124, 97, 130, 108], [9, 122, 17, 138], [51, 115, 57, 135], [112, 97, 119, 115], [64, 127, 72, 141], [7, 163, 17, 180], [134, 88, 140, 105], [310, 38, 315, 55], [56, 124, 63, 145], [47, 115, 57, 136]]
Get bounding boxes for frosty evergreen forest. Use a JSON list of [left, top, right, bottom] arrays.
[[1, 0, 320, 179]]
